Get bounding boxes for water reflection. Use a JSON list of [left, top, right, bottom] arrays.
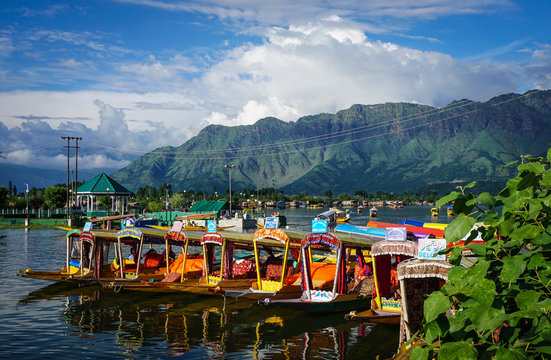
[[14, 224, 400, 360]]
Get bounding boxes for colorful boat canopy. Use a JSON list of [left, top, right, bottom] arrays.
[[201, 232, 224, 246], [66, 228, 83, 238], [301, 232, 341, 250], [253, 228, 289, 244], [396, 258, 452, 281], [79, 231, 95, 244], [117, 227, 142, 240], [371, 240, 418, 257]]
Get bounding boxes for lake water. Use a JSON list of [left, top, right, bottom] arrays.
[[0, 206, 450, 359]]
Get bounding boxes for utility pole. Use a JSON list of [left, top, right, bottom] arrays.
[[225, 164, 236, 215], [61, 136, 83, 220]]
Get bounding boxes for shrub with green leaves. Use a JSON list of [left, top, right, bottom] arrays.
[[411, 149, 551, 359]]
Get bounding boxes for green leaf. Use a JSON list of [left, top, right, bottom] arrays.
[[534, 346, 551, 355], [495, 347, 529, 359], [464, 261, 491, 284], [464, 181, 477, 189], [501, 256, 527, 283], [477, 192, 495, 208], [527, 254, 546, 269], [447, 266, 468, 289], [502, 160, 519, 171], [436, 191, 459, 208], [464, 302, 506, 333], [448, 247, 463, 266], [444, 214, 475, 243], [424, 320, 442, 343], [424, 291, 451, 323], [463, 278, 495, 306], [515, 290, 540, 310], [510, 224, 543, 241], [467, 243, 486, 256], [438, 341, 478, 360], [410, 345, 432, 360]]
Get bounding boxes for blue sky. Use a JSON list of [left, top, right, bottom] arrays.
[[0, 0, 550, 172]]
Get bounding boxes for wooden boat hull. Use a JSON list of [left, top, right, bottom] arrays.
[[345, 309, 400, 325], [17, 269, 80, 283], [262, 294, 372, 312]]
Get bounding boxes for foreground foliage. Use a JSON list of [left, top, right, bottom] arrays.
[[412, 149, 551, 359]]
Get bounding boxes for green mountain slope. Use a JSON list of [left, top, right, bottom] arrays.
[[113, 90, 551, 194]]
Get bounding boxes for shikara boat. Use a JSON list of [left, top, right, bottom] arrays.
[[346, 240, 418, 324], [330, 208, 350, 223], [335, 223, 386, 242], [369, 207, 378, 217], [367, 221, 444, 238], [218, 227, 303, 300], [397, 258, 452, 343], [262, 232, 372, 312], [156, 231, 258, 295], [18, 228, 92, 282]]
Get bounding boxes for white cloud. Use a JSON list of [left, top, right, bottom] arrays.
[[196, 17, 525, 126], [1, 16, 550, 172], [117, 0, 515, 23]]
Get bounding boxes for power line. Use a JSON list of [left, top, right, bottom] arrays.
[[86, 88, 545, 161]]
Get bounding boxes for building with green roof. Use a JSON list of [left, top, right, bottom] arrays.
[[76, 173, 134, 215]]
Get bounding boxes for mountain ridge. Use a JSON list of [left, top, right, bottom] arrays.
[[112, 90, 551, 195]]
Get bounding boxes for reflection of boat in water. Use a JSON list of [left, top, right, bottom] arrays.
[[369, 207, 378, 217], [262, 232, 372, 312]]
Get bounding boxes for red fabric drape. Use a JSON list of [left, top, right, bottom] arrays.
[[204, 244, 215, 276], [223, 242, 234, 279], [375, 254, 391, 299], [336, 246, 347, 294], [301, 248, 312, 292], [355, 248, 371, 277]]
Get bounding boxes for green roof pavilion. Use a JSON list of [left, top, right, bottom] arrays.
[[76, 173, 134, 214]]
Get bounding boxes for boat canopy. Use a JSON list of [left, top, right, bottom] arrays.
[[79, 231, 95, 244], [253, 228, 289, 244], [164, 221, 187, 243], [301, 232, 341, 250], [316, 210, 336, 219], [201, 232, 224, 246], [117, 227, 142, 241], [371, 240, 418, 257], [397, 258, 452, 281], [66, 228, 83, 238]]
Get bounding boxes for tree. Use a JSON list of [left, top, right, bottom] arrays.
[[0, 186, 7, 207], [169, 193, 187, 210], [411, 149, 551, 359], [43, 185, 67, 209], [147, 201, 163, 212]]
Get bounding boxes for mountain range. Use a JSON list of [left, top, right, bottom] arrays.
[[110, 89, 551, 195]]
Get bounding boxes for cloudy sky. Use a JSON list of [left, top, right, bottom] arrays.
[[0, 0, 550, 171]]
